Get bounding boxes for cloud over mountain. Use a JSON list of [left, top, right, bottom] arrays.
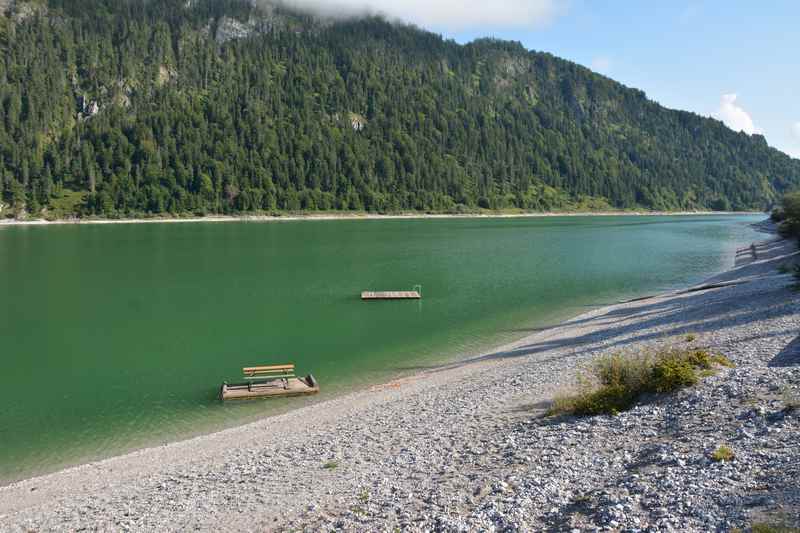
[[276, 0, 564, 30], [716, 93, 760, 135]]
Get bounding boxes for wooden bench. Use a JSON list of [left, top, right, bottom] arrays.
[[242, 364, 295, 391]]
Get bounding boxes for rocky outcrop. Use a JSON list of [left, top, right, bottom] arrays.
[[349, 112, 367, 132], [157, 64, 177, 86], [77, 95, 101, 120], [215, 16, 257, 44], [4, 0, 46, 23], [212, 3, 306, 44]]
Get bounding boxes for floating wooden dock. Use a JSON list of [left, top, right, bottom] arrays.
[[361, 291, 421, 300], [220, 363, 319, 401], [221, 375, 319, 401]]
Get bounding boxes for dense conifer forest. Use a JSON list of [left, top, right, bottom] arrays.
[[1, 0, 798, 218]]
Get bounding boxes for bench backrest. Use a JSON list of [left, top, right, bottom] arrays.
[[242, 364, 295, 378]]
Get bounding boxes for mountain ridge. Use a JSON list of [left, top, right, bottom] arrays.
[[0, 0, 798, 218]]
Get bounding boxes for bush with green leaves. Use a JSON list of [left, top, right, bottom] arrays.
[[710, 445, 735, 462], [549, 349, 734, 417], [777, 192, 800, 239]]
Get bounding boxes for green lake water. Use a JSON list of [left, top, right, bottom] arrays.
[[0, 214, 762, 483]]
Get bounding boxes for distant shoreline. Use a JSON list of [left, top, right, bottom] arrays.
[[0, 210, 762, 227]]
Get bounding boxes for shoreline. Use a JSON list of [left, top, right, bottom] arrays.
[[0, 209, 761, 227], [1, 226, 797, 531]]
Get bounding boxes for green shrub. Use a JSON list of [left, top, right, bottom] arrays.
[[783, 191, 800, 220], [771, 207, 787, 222], [778, 191, 800, 239], [778, 219, 800, 239], [549, 349, 733, 417], [711, 445, 735, 462], [650, 356, 698, 392], [552, 383, 638, 417]]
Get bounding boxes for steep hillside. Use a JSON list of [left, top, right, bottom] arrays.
[[0, 0, 798, 217]]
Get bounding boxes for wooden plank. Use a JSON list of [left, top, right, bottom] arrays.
[[243, 364, 294, 373], [361, 291, 421, 300], [242, 373, 295, 381], [243, 370, 294, 377], [243, 364, 295, 372]]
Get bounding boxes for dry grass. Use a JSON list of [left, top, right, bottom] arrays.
[[781, 386, 800, 413], [751, 523, 800, 533], [548, 348, 734, 417]]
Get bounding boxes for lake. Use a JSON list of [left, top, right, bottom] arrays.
[[0, 214, 763, 483]]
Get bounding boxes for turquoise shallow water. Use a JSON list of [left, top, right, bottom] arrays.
[[0, 214, 762, 483]]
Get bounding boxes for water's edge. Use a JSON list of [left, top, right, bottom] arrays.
[[0, 210, 761, 227]]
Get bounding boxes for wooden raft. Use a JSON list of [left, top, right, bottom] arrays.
[[361, 291, 421, 300], [220, 363, 319, 401]]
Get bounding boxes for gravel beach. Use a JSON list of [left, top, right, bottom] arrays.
[[1, 227, 798, 532]]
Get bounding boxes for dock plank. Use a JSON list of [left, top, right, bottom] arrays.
[[221, 377, 319, 401], [361, 291, 421, 300]]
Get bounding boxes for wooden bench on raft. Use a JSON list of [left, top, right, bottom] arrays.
[[242, 364, 295, 391]]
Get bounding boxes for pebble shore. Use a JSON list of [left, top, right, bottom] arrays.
[[1, 229, 798, 532]]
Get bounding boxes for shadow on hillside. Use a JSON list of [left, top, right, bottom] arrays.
[[769, 335, 800, 367]]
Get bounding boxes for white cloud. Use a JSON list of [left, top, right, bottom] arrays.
[[275, 0, 566, 31], [590, 56, 611, 73], [786, 122, 800, 158], [715, 93, 761, 135]]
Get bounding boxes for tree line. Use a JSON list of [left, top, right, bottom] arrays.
[[1, 0, 799, 218]]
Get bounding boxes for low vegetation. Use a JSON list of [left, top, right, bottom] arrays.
[[750, 523, 800, 533], [43, 189, 86, 220], [774, 191, 800, 240], [549, 348, 734, 417], [781, 386, 800, 413], [322, 460, 339, 470], [777, 262, 800, 291], [710, 445, 735, 462]]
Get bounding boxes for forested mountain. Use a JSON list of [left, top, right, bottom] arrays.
[[1, 0, 798, 218]]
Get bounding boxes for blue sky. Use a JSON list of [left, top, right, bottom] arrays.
[[440, 1, 800, 158]]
